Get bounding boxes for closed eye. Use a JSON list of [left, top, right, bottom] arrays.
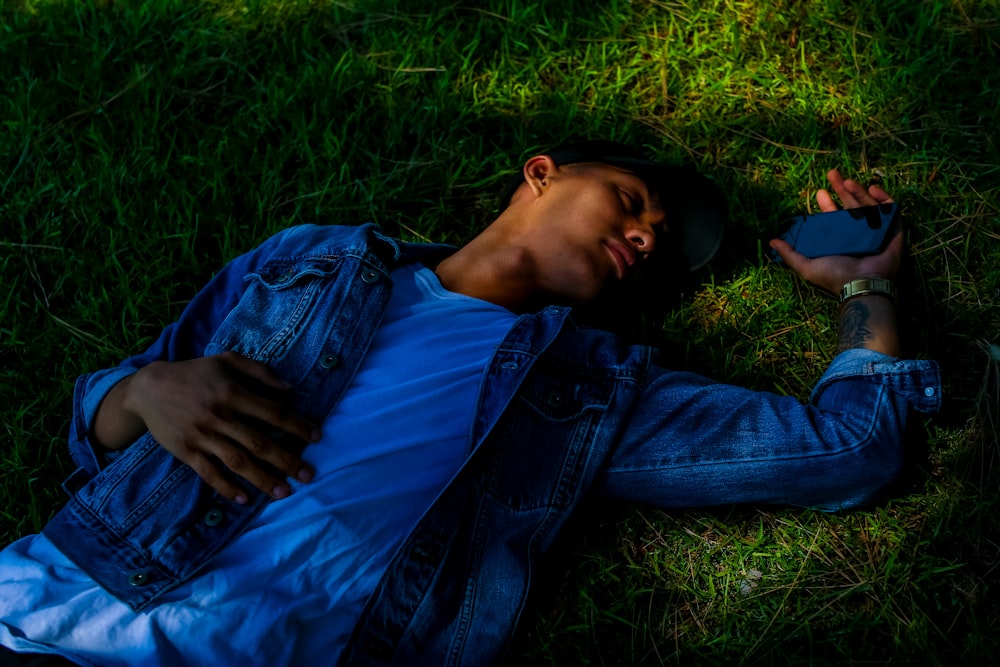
[[618, 188, 640, 216]]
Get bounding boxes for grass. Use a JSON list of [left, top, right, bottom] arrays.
[[1, 0, 998, 664]]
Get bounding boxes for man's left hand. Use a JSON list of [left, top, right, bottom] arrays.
[[769, 169, 903, 294]]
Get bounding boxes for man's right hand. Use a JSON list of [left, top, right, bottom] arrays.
[[93, 352, 319, 504]]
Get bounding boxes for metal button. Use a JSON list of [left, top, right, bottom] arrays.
[[924, 387, 936, 397], [204, 509, 224, 527], [320, 353, 339, 369], [501, 361, 519, 370], [277, 269, 294, 284], [546, 391, 564, 408], [128, 571, 150, 587], [360, 268, 379, 283]]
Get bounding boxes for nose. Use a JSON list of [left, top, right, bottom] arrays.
[[626, 224, 656, 255]]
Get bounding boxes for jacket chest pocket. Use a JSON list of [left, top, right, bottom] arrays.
[[482, 368, 617, 511], [207, 256, 345, 361]]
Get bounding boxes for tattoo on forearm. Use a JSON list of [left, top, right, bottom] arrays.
[[838, 300, 874, 352]]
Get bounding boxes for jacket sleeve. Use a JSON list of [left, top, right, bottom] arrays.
[[596, 349, 941, 511], [65, 226, 303, 477]]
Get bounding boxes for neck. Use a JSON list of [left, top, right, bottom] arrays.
[[433, 216, 544, 312]]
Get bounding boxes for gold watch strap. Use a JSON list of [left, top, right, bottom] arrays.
[[839, 277, 896, 303]]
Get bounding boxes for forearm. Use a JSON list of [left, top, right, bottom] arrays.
[[91, 374, 147, 451], [836, 294, 900, 357]]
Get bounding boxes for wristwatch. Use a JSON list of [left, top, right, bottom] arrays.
[[839, 277, 896, 303]]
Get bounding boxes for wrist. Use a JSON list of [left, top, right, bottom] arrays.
[[839, 277, 896, 304], [93, 372, 147, 451], [120, 364, 158, 419]]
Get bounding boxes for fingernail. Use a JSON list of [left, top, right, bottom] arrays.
[[272, 485, 290, 500], [296, 468, 314, 483], [235, 493, 248, 505]]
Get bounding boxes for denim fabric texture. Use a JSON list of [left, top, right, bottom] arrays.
[[40, 223, 941, 667]]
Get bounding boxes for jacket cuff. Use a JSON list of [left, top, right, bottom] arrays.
[[811, 348, 942, 413], [69, 367, 139, 475]]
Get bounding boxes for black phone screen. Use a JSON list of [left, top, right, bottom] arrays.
[[773, 202, 899, 260]]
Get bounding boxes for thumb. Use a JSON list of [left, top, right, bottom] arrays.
[[769, 239, 811, 275]]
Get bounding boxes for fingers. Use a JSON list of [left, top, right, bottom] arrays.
[[129, 353, 321, 504], [824, 169, 894, 208], [205, 426, 293, 502], [185, 448, 253, 505], [202, 366, 319, 501], [171, 417, 313, 504], [815, 189, 838, 212], [170, 429, 300, 505], [165, 409, 314, 504], [867, 183, 894, 204], [215, 397, 317, 482], [216, 352, 321, 445], [219, 350, 292, 390], [825, 169, 871, 208]]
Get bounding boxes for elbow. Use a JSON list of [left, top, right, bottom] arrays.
[[822, 442, 903, 511], [811, 394, 909, 511]]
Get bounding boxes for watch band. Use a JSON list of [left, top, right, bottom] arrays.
[[839, 277, 896, 303]]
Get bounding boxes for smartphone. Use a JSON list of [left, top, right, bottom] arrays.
[[770, 202, 899, 262]]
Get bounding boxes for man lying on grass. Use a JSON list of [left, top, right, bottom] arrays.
[[0, 141, 940, 667]]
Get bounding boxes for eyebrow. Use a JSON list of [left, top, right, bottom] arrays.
[[621, 173, 666, 221]]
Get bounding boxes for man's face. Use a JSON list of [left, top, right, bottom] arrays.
[[519, 160, 669, 303]]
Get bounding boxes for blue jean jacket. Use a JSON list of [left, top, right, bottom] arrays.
[[42, 224, 941, 666]]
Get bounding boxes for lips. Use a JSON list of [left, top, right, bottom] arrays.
[[605, 240, 635, 279]]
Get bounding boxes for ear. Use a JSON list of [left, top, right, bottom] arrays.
[[522, 155, 557, 199]]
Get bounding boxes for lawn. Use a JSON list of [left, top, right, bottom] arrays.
[[1, 0, 998, 664]]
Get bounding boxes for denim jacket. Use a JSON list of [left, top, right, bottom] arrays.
[[42, 223, 941, 666]]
